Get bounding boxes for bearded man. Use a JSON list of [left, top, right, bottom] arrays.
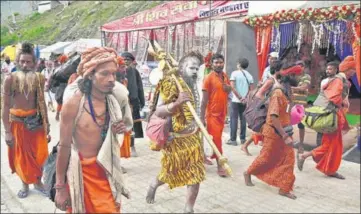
[[243, 64, 304, 200], [120, 52, 145, 157], [297, 58, 356, 180], [2, 42, 50, 198], [55, 47, 133, 213], [146, 51, 206, 213], [200, 53, 232, 177]]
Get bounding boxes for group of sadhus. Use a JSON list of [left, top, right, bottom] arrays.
[[1, 41, 357, 213]]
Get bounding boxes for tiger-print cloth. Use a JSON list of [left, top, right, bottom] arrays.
[[156, 75, 205, 189]]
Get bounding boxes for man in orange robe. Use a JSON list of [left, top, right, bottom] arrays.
[[298, 57, 356, 180], [2, 43, 50, 198], [116, 56, 132, 161], [243, 64, 304, 200], [55, 47, 132, 213], [200, 53, 232, 177]]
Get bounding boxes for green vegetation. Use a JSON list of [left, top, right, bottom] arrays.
[[1, 1, 162, 46]]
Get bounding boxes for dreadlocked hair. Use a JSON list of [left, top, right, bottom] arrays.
[[16, 42, 37, 64], [178, 51, 204, 73]]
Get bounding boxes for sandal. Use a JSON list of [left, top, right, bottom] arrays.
[[34, 186, 49, 196], [17, 189, 29, 199], [297, 153, 305, 171]]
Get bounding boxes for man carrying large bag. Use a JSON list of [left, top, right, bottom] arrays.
[[297, 58, 356, 180]]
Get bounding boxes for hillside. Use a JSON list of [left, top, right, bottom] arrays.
[[1, 1, 162, 46]]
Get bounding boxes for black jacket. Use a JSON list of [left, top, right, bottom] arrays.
[[125, 67, 145, 109]]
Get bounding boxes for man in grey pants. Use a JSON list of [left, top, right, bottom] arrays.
[[227, 58, 254, 146]]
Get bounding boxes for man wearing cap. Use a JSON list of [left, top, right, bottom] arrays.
[[291, 60, 311, 154], [244, 64, 304, 200], [297, 57, 356, 180], [261, 52, 279, 83], [121, 52, 145, 157]]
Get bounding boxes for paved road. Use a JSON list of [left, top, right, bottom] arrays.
[[1, 110, 360, 213]]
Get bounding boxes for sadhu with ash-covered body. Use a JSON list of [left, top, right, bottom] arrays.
[[146, 51, 206, 213], [2, 42, 50, 198]]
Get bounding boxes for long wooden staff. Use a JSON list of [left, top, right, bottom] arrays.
[[167, 62, 233, 177]]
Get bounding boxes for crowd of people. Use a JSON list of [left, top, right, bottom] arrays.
[[0, 40, 357, 213]]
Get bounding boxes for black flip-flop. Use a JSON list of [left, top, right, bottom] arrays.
[[297, 153, 305, 171]]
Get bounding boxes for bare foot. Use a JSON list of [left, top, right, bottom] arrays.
[[17, 184, 29, 199], [184, 205, 194, 213], [146, 185, 157, 204], [243, 171, 254, 186], [241, 146, 252, 156], [328, 172, 345, 180], [279, 190, 297, 200], [204, 157, 213, 165], [217, 168, 227, 177]]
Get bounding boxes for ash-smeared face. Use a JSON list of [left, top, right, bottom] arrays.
[[182, 57, 201, 80]]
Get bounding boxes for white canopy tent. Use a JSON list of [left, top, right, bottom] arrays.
[[248, 1, 360, 16], [63, 39, 101, 54], [40, 41, 72, 60]]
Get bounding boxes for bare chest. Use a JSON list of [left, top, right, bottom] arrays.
[[12, 90, 37, 109]]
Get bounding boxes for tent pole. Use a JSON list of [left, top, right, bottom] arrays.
[[208, 0, 212, 51]]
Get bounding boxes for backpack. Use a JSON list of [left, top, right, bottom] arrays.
[[243, 77, 277, 132], [244, 86, 283, 133], [302, 106, 337, 133]]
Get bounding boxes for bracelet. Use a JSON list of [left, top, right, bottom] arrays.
[[55, 183, 67, 189], [57, 144, 72, 149]]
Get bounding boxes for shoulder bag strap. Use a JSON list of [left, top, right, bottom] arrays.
[[240, 70, 250, 88]]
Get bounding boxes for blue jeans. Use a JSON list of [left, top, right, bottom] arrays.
[[230, 102, 247, 141]]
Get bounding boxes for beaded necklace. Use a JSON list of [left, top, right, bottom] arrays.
[[87, 94, 110, 142]]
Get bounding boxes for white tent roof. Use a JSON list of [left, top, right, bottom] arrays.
[[64, 39, 101, 54], [248, 1, 360, 17], [40, 41, 72, 55]]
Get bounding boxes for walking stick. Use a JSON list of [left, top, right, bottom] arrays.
[[147, 40, 233, 177]]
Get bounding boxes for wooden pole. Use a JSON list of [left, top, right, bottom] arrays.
[[170, 72, 233, 177]]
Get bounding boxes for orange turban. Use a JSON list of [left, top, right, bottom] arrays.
[[117, 56, 125, 66], [339, 56, 356, 73], [280, 65, 303, 76], [77, 47, 118, 78], [58, 55, 68, 64]]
